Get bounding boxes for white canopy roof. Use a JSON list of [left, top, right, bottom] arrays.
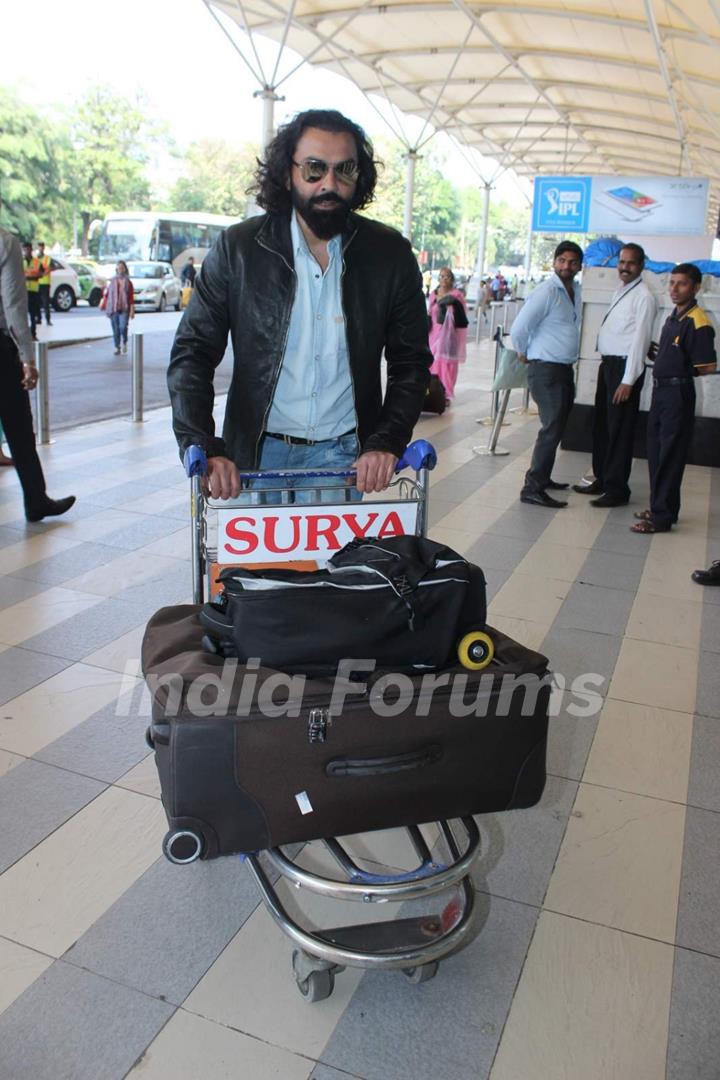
[[209, 0, 720, 226]]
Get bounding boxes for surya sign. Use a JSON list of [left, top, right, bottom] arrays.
[[218, 503, 419, 564]]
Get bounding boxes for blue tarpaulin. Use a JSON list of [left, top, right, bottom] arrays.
[[582, 238, 720, 277]]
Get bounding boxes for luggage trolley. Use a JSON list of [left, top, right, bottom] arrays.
[[175, 440, 488, 1002]]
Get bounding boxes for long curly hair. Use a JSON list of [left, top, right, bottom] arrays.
[[251, 109, 378, 214]]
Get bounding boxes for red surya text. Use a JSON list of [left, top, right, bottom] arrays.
[[224, 510, 406, 556]]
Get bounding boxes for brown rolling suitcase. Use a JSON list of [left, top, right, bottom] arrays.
[[142, 605, 550, 861]]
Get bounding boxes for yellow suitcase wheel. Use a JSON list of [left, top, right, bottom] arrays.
[[457, 630, 495, 671]]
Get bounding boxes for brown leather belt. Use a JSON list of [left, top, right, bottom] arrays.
[[263, 428, 356, 447]]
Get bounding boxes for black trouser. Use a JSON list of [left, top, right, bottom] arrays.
[[27, 291, 40, 338], [522, 361, 575, 495], [591, 356, 644, 501], [0, 332, 47, 512], [647, 382, 695, 529], [38, 284, 52, 323]]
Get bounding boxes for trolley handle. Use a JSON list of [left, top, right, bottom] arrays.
[[183, 438, 436, 480]]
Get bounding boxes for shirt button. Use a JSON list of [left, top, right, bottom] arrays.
[[312, 392, 317, 398], [316, 314, 322, 320]]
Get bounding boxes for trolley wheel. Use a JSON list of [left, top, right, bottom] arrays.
[[457, 630, 495, 671], [402, 961, 439, 984], [292, 951, 335, 1002], [162, 829, 203, 864]]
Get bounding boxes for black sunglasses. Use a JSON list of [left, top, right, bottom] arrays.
[[292, 157, 359, 185]]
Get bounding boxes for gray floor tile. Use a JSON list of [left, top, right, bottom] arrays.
[[0, 759, 106, 873], [0, 959, 174, 1080], [64, 857, 262, 1005], [666, 947, 720, 1080], [0, 523, 29, 547], [19, 596, 154, 661], [485, 570, 512, 602], [698, 602, 720, 653], [554, 582, 634, 636], [113, 561, 191, 609], [0, 646, 70, 706], [539, 626, 620, 699], [576, 548, 647, 592], [320, 894, 538, 1080], [592, 521, 656, 556], [78, 479, 173, 510], [310, 1066, 367, 1080], [485, 508, 551, 542], [35, 693, 150, 783], [478, 775, 578, 907], [88, 515, 186, 552], [687, 715, 720, 814], [546, 691, 600, 781], [10, 542, 122, 586], [0, 575, 49, 609], [467, 533, 533, 572], [695, 652, 720, 719], [676, 805, 720, 957]]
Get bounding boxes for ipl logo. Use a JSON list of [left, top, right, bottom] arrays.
[[545, 186, 583, 219]]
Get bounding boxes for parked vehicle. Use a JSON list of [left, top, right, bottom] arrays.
[[48, 258, 80, 312], [66, 260, 105, 307], [97, 211, 235, 276], [125, 261, 182, 312]]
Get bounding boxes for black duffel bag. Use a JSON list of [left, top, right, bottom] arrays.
[[200, 535, 487, 674]]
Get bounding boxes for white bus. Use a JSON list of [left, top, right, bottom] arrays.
[[97, 211, 237, 275]]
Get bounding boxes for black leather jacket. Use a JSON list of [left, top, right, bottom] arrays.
[[167, 211, 432, 468]]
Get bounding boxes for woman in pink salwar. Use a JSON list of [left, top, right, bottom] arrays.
[[427, 267, 468, 403]]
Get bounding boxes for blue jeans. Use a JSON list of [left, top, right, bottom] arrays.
[[110, 311, 129, 348], [246, 432, 361, 504]]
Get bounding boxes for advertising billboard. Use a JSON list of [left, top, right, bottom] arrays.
[[532, 175, 709, 235]]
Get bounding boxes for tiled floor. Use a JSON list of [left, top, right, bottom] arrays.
[[0, 336, 718, 1079]]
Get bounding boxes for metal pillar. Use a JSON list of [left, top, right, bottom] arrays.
[[255, 86, 284, 151], [403, 149, 419, 241], [473, 389, 511, 457], [523, 216, 533, 286], [473, 182, 492, 343], [131, 333, 144, 422], [34, 341, 50, 444]]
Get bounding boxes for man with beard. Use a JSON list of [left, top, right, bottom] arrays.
[[511, 241, 584, 508], [168, 109, 431, 499]]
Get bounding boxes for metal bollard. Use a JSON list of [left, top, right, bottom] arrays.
[[34, 341, 51, 444], [131, 333, 144, 422], [473, 389, 511, 457]]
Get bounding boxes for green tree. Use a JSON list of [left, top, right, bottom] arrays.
[[169, 139, 259, 217], [66, 87, 161, 254], [370, 139, 461, 265], [0, 88, 62, 241]]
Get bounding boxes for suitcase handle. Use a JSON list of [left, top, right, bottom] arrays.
[[325, 744, 441, 777]]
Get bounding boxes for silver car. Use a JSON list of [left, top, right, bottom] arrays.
[[127, 262, 182, 312]]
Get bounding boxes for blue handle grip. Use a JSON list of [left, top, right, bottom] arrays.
[[396, 439, 437, 473], [184, 445, 208, 478]]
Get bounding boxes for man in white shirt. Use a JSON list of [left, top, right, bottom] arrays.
[[574, 243, 656, 507]]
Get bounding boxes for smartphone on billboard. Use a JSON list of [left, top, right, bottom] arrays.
[[605, 186, 660, 211]]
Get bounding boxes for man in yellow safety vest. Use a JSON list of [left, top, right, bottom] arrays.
[[22, 242, 41, 341], [36, 242, 52, 325]]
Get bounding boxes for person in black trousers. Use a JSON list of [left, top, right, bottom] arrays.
[[573, 244, 656, 507], [0, 228, 75, 522], [631, 263, 716, 534]]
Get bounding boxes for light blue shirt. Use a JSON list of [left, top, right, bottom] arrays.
[[266, 213, 356, 440], [511, 273, 582, 364]]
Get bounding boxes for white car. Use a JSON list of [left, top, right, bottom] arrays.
[[126, 262, 182, 312], [48, 258, 80, 312]]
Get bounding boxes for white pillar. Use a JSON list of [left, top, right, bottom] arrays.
[[403, 149, 419, 242], [523, 215, 533, 284], [473, 182, 492, 300], [255, 86, 284, 150]]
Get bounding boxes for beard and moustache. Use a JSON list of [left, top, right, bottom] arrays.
[[291, 186, 352, 240]]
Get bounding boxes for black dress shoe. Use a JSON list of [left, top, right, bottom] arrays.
[[572, 481, 603, 495], [520, 490, 567, 508], [26, 495, 76, 523], [692, 561, 720, 586], [545, 480, 569, 491], [590, 495, 629, 508]]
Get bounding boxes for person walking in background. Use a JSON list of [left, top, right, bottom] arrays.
[[427, 267, 468, 403], [22, 241, 40, 340], [100, 260, 135, 355], [511, 240, 584, 508], [575, 243, 657, 507], [0, 228, 75, 521], [180, 255, 196, 287], [36, 241, 52, 325], [631, 263, 716, 534]]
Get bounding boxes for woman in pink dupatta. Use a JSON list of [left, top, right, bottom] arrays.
[[427, 267, 468, 403]]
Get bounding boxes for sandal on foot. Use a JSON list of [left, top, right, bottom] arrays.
[[630, 519, 670, 534], [633, 509, 653, 521]]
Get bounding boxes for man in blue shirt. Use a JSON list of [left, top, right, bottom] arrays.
[[169, 110, 431, 501], [511, 241, 584, 508]]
